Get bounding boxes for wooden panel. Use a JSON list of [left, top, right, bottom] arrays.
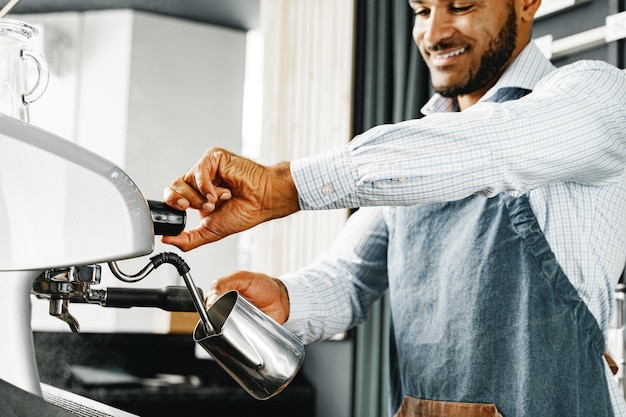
[[169, 312, 201, 334]]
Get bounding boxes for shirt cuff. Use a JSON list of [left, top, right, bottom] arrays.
[[290, 146, 358, 210], [281, 276, 316, 343]]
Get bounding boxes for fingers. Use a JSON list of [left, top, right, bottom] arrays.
[[215, 187, 232, 202], [162, 184, 189, 210], [163, 178, 213, 212], [205, 291, 219, 307], [204, 272, 252, 308], [162, 147, 282, 251], [202, 271, 290, 324], [160, 233, 194, 252], [163, 148, 232, 212], [160, 221, 224, 251]]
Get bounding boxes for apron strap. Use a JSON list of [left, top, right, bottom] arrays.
[[604, 352, 619, 376]]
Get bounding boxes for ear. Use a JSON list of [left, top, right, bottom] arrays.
[[520, 0, 541, 22]]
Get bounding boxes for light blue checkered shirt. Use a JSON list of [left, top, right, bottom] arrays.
[[285, 43, 626, 414]]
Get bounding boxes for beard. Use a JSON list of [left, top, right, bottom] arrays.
[[434, 6, 518, 98]]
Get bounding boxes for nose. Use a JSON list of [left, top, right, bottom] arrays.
[[415, 9, 455, 46]]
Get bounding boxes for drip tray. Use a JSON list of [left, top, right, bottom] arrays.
[[42, 383, 138, 417]]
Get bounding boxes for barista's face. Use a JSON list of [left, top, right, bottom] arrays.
[[410, 0, 519, 99]]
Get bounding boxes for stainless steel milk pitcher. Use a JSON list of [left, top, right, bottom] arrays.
[[193, 290, 305, 400], [0, 18, 49, 122]]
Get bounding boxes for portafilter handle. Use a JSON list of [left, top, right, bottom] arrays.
[[148, 200, 186, 236]]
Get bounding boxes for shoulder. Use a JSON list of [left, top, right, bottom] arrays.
[[534, 61, 626, 105], [539, 60, 625, 86]]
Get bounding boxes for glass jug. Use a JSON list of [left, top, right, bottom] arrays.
[[0, 18, 49, 122]]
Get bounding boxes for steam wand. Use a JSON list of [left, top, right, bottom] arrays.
[[33, 253, 212, 334], [109, 253, 215, 335]]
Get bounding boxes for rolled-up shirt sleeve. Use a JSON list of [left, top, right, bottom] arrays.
[[291, 61, 626, 210]]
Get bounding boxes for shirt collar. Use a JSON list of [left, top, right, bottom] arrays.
[[421, 41, 556, 115]]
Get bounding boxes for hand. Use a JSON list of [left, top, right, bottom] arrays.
[[162, 147, 300, 251], [205, 271, 290, 324]]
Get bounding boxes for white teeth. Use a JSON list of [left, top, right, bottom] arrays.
[[436, 48, 465, 59]]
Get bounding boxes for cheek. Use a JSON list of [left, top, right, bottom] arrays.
[[412, 22, 425, 50], [413, 32, 431, 65], [411, 23, 419, 43]]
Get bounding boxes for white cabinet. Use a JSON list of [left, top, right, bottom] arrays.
[[20, 10, 246, 333]]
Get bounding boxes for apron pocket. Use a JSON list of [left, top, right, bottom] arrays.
[[394, 396, 502, 417]]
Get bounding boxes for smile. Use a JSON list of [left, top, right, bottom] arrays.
[[434, 47, 466, 60]]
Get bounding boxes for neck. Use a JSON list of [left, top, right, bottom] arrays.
[[456, 92, 484, 111]]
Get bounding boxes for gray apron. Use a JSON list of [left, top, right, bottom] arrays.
[[384, 192, 613, 416]]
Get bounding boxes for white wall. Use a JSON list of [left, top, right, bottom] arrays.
[[20, 10, 246, 334]]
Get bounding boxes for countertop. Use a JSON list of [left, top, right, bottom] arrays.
[[34, 332, 315, 417]]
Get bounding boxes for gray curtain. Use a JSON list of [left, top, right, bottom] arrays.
[[351, 1, 430, 416]]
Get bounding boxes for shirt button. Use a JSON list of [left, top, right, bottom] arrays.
[[321, 183, 334, 196], [398, 177, 407, 182]]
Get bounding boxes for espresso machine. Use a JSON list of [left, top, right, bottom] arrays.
[[0, 111, 199, 415], [0, 16, 306, 415]]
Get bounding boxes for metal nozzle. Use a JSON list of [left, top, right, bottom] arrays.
[[49, 298, 80, 333]]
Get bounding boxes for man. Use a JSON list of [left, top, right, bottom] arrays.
[[164, 0, 626, 415]]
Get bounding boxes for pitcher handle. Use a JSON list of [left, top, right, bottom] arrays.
[[21, 49, 49, 105]]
